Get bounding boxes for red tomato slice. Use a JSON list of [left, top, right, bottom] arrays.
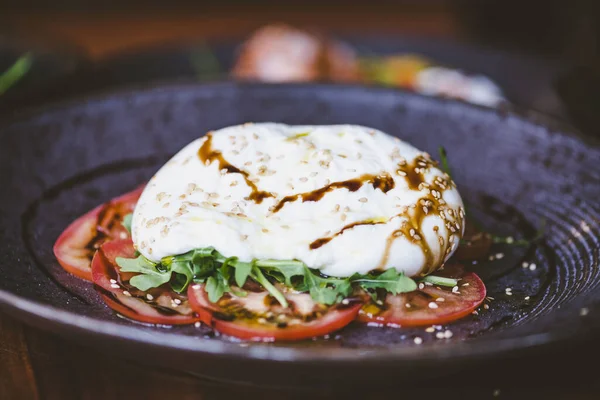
[[92, 239, 198, 325], [357, 264, 486, 327], [53, 185, 144, 281], [188, 284, 362, 341]]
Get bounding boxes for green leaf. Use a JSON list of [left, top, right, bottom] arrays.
[[190, 43, 221, 81], [251, 266, 288, 308], [0, 53, 32, 95], [352, 269, 417, 295], [116, 255, 158, 274], [419, 275, 458, 287], [116, 255, 172, 291], [256, 260, 305, 286], [121, 213, 133, 234], [129, 273, 171, 291], [438, 146, 453, 177], [170, 260, 194, 293], [234, 261, 252, 287], [304, 268, 342, 305], [205, 274, 228, 303]]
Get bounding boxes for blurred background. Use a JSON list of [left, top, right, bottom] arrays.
[[0, 0, 599, 134]]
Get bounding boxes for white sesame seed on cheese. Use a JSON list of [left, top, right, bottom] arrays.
[[131, 123, 465, 278]]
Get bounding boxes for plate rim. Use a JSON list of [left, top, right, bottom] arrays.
[[1, 81, 598, 363]]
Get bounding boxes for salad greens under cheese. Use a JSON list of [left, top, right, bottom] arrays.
[[116, 234, 457, 308]]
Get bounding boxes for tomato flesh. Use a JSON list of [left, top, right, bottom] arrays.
[[53, 185, 144, 281], [357, 264, 486, 327], [92, 239, 199, 325], [188, 284, 362, 341]]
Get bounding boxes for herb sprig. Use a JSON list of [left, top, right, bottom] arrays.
[[0, 53, 33, 95]]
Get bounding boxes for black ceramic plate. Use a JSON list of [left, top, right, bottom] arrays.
[[0, 82, 599, 387]]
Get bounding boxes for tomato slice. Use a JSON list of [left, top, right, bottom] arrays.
[[357, 264, 486, 327], [91, 239, 198, 325], [53, 185, 144, 281], [188, 284, 362, 341]]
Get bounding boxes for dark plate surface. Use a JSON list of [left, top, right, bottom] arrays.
[[0, 82, 599, 387]]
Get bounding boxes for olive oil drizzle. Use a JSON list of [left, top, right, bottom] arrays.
[[198, 134, 274, 203], [272, 173, 395, 213]]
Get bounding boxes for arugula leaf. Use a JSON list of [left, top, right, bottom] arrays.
[[251, 266, 288, 307], [122, 213, 133, 234], [205, 273, 228, 303], [257, 259, 305, 286], [116, 255, 158, 273], [0, 53, 32, 95], [352, 269, 417, 300], [304, 269, 339, 305], [116, 255, 172, 291], [170, 260, 194, 293], [234, 261, 252, 287], [419, 275, 458, 287]]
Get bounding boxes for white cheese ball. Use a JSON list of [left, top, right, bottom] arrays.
[[132, 123, 465, 277]]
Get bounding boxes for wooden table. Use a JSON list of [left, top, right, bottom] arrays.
[[1, 8, 599, 399]]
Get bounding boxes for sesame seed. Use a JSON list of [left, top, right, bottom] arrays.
[[436, 297, 445, 302], [425, 326, 435, 333], [452, 286, 459, 293], [341, 299, 350, 305], [418, 283, 425, 290], [522, 262, 529, 268], [413, 337, 423, 345], [123, 291, 131, 297], [262, 228, 269, 233], [341, 214, 347, 221], [435, 331, 445, 339], [110, 279, 117, 284], [110, 283, 120, 289], [428, 302, 439, 309], [444, 330, 453, 339], [174, 298, 182, 305], [524, 296, 530, 300], [299, 177, 308, 182], [580, 308, 589, 316], [496, 253, 504, 259], [146, 294, 154, 301], [405, 303, 411, 308], [309, 172, 318, 177], [194, 322, 202, 329], [529, 263, 537, 271]]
